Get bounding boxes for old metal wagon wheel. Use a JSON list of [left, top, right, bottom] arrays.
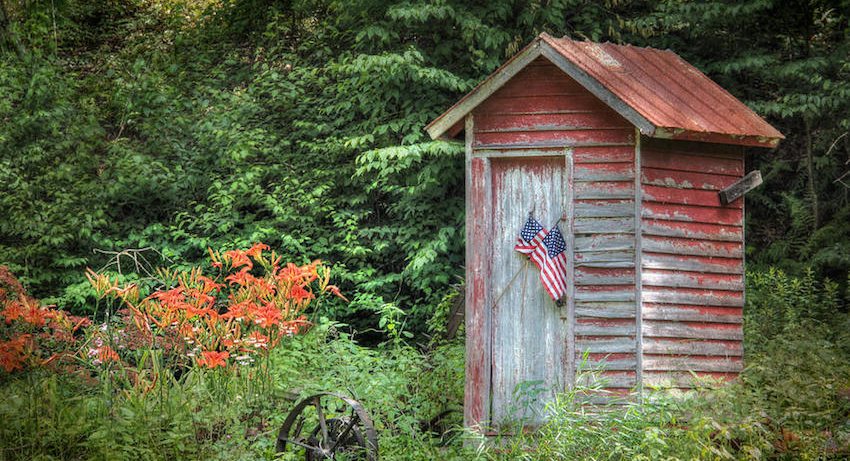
[[276, 392, 378, 460]]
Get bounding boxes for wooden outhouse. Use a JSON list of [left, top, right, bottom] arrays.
[[425, 33, 783, 431]]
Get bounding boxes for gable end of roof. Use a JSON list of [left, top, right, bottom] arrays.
[[426, 33, 783, 148], [424, 39, 545, 140]]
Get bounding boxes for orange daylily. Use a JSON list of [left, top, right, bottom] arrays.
[[197, 350, 229, 369], [0, 334, 32, 372]]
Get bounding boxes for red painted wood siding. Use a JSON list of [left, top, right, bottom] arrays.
[[639, 138, 745, 388], [474, 58, 636, 149], [467, 57, 638, 426]]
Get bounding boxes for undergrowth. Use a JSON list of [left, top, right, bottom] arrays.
[[0, 320, 471, 460], [1, 267, 849, 460]]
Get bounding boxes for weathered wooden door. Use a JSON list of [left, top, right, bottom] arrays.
[[488, 155, 572, 427]]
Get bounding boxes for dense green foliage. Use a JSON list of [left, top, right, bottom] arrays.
[[2, 0, 850, 459], [2, 0, 849, 330]]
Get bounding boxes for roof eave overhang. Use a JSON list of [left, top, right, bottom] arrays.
[[538, 37, 658, 138], [653, 127, 783, 149]]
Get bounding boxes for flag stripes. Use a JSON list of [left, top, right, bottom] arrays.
[[514, 216, 568, 301]]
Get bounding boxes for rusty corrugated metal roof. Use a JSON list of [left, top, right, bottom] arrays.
[[541, 34, 784, 146], [426, 33, 783, 148]]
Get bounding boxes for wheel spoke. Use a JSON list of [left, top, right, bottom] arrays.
[[329, 415, 360, 452], [277, 393, 378, 461], [314, 396, 330, 447], [282, 437, 322, 452], [293, 416, 305, 438]]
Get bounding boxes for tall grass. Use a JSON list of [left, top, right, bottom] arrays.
[[1, 268, 848, 460], [0, 319, 472, 460]]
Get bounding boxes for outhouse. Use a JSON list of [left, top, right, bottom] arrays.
[[425, 33, 783, 432]]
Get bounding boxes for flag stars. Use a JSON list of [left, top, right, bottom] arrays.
[[520, 218, 544, 242], [543, 227, 566, 259], [514, 215, 568, 302]]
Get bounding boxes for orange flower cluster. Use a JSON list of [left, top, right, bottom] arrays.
[[0, 334, 31, 372], [0, 245, 344, 376], [87, 243, 345, 369], [0, 266, 90, 374]]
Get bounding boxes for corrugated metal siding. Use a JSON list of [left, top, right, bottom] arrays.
[[639, 138, 745, 388], [471, 60, 638, 422]]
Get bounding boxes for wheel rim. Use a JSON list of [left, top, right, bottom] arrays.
[[276, 392, 378, 461]]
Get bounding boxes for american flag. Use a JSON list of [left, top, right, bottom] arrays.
[[515, 215, 546, 255], [514, 215, 568, 302]]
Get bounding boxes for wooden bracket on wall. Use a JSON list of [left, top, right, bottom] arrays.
[[719, 170, 763, 205]]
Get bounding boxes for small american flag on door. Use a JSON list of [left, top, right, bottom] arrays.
[[515, 215, 568, 302]]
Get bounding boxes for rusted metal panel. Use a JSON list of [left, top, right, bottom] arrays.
[[488, 156, 567, 427], [540, 34, 783, 147], [428, 34, 782, 149]]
